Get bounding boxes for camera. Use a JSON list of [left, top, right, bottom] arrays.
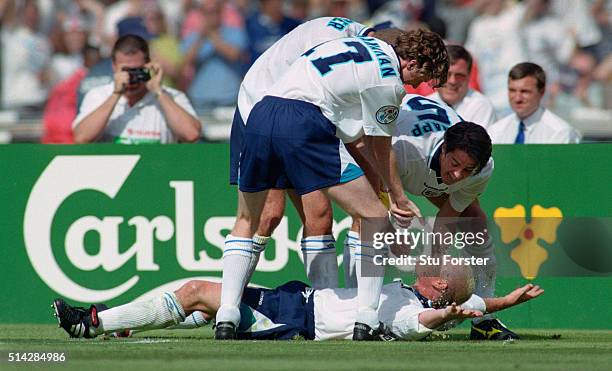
[[123, 67, 151, 84]]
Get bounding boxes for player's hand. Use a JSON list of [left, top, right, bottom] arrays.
[[113, 64, 130, 94], [444, 302, 483, 320], [389, 195, 421, 228], [145, 62, 163, 95], [504, 284, 544, 307]]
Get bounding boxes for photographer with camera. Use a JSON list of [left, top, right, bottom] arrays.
[[72, 34, 201, 144]]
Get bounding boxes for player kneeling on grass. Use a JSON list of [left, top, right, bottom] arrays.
[[52, 264, 542, 341]]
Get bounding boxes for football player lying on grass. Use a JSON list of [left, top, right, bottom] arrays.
[[53, 264, 542, 341]]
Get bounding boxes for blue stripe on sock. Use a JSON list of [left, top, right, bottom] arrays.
[[225, 239, 252, 244], [223, 248, 254, 254], [300, 247, 336, 251], [164, 293, 186, 322], [300, 239, 335, 243]]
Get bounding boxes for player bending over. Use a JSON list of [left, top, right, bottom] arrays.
[[52, 264, 542, 341], [229, 17, 379, 291], [218, 25, 448, 341], [347, 97, 518, 339], [229, 18, 445, 294]]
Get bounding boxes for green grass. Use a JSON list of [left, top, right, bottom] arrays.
[[1, 325, 611, 370]]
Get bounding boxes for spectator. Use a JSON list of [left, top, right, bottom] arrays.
[[428, 45, 496, 128], [309, 0, 368, 21], [53, 0, 106, 52], [487, 62, 581, 144], [102, 0, 149, 51], [182, 0, 247, 112], [289, 0, 310, 22], [519, 0, 576, 107], [49, 15, 90, 87], [181, 0, 244, 38], [42, 45, 101, 144], [245, 0, 300, 64], [76, 15, 154, 111], [73, 34, 201, 144], [435, 0, 477, 44], [143, 6, 183, 88], [465, 0, 525, 116], [157, 0, 187, 37], [1, 0, 52, 109], [369, 0, 425, 30]]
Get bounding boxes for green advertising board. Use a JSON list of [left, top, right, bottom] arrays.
[[1, 144, 611, 328]]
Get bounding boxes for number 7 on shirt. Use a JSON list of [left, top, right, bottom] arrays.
[[303, 41, 373, 76]]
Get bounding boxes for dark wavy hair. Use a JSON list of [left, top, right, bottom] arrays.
[[443, 122, 492, 174]]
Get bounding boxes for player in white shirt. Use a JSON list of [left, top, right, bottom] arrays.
[[236, 17, 374, 124], [53, 264, 544, 341], [229, 18, 376, 293], [488, 62, 582, 144], [222, 30, 449, 341], [348, 94, 520, 339], [393, 95, 493, 215], [427, 45, 497, 128]]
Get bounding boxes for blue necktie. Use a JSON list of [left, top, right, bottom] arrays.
[[514, 121, 525, 144]]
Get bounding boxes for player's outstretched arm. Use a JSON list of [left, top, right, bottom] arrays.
[[418, 303, 483, 329], [483, 284, 544, 313]]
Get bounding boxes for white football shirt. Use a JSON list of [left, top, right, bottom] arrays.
[[313, 281, 487, 341], [267, 36, 406, 142], [237, 17, 372, 123], [393, 94, 494, 212]]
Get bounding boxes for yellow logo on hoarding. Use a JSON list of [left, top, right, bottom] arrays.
[[493, 205, 563, 279]]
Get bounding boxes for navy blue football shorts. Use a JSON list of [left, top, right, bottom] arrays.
[[238, 96, 363, 195], [229, 107, 244, 185], [237, 281, 316, 340]]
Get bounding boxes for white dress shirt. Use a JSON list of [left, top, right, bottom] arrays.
[[487, 107, 581, 144], [428, 89, 497, 129]]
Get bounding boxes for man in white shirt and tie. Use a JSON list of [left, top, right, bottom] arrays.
[[487, 62, 581, 144], [428, 45, 497, 129]]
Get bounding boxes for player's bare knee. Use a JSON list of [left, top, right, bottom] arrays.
[[175, 280, 206, 310]]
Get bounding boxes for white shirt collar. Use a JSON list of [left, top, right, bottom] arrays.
[[517, 106, 544, 128]]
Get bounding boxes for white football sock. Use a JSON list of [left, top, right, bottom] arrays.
[[301, 234, 338, 289], [93, 292, 185, 336], [217, 234, 253, 325], [245, 234, 269, 283], [355, 242, 388, 328], [343, 231, 359, 288], [166, 311, 209, 329]]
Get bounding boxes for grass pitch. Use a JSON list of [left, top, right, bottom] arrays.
[[1, 325, 611, 370]]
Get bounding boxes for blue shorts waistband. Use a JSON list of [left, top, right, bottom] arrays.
[[262, 95, 321, 111]]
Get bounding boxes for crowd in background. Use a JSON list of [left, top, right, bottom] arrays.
[[0, 0, 610, 143]]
